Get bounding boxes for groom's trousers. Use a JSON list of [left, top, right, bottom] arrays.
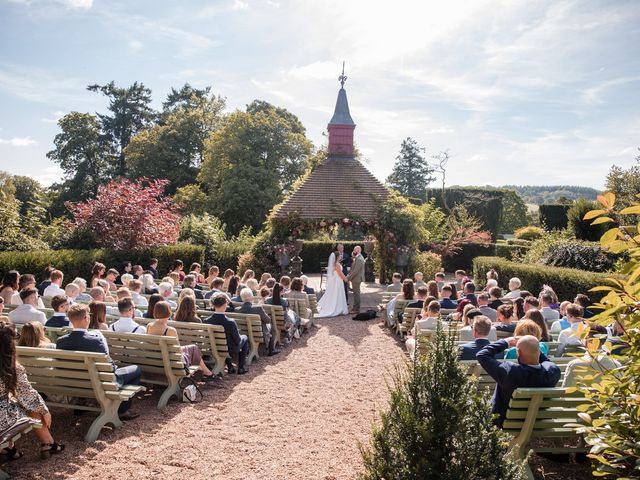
[[351, 281, 362, 312]]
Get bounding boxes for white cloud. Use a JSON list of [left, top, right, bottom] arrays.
[[41, 111, 66, 124], [7, 0, 92, 9], [232, 0, 249, 10], [129, 39, 143, 53], [33, 165, 64, 187], [0, 137, 37, 146]]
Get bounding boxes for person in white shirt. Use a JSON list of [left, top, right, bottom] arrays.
[[158, 282, 177, 308], [539, 292, 560, 323], [562, 337, 622, 387], [128, 279, 149, 307], [550, 301, 571, 333], [43, 270, 65, 298], [405, 301, 442, 358], [11, 274, 45, 308], [557, 303, 586, 350], [458, 309, 498, 342], [109, 297, 147, 334], [120, 273, 134, 288], [476, 293, 497, 321], [115, 288, 143, 317], [64, 283, 80, 304], [502, 277, 522, 300], [8, 288, 47, 325]]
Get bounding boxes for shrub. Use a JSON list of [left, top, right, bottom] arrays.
[[514, 226, 544, 241], [0, 244, 204, 283], [495, 243, 529, 261], [506, 239, 531, 247], [539, 204, 570, 231], [473, 256, 618, 302], [568, 198, 610, 241], [359, 321, 525, 480], [407, 251, 442, 280], [442, 243, 495, 271], [544, 240, 619, 272]]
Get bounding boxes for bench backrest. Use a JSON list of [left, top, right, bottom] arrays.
[[261, 304, 287, 332], [400, 308, 422, 332], [226, 312, 264, 345], [285, 297, 310, 319]]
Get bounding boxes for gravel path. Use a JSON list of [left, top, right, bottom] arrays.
[[10, 285, 405, 480]]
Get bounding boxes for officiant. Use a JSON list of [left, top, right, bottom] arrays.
[[337, 243, 352, 298]]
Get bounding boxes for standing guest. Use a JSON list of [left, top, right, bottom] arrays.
[[64, 283, 80, 305], [458, 316, 494, 360], [45, 295, 70, 328], [104, 269, 119, 292], [477, 336, 561, 426], [57, 305, 141, 420], [539, 292, 560, 323], [182, 275, 204, 299], [557, 303, 586, 349], [434, 272, 446, 292], [38, 266, 55, 296], [221, 269, 234, 291], [522, 309, 551, 342], [300, 275, 314, 295], [462, 282, 478, 306], [204, 295, 249, 374], [503, 277, 522, 299], [488, 286, 504, 310], [18, 322, 55, 349], [109, 298, 147, 334], [11, 274, 45, 309], [574, 294, 595, 319], [189, 263, 206, 284], [241, 269, 255, 284], [144, 294, 164, 320], [227, 276, 241, 298], [115, 261, 132, 285], [205, 266, 219, 287], [158, 282, 177, 308], [0, 322, 65, 459], [140, 273, 159, 295], [131, 265, 143, 279], [43, 270, 65, 298], [128, 280, 148, 307], [413, 271, 426, 289], [495, 304, 517, 334], [504, 320, 549, 359], [386, 273, 402, 293], [439, 285, 458, 309], [477, 293, 497, 321], [89, 263, 105, 288], [236, 288, 279, 356], [174, 296, 201, 323], [73, 278, 91, 302], [9, 289, 46, 325], [0, 271, 20, 304], [88, 301, 109, 331], [148, 258, 159, 279], [170, 260, 185, 282], [426, 281, 439, 300]]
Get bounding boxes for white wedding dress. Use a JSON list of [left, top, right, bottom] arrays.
[[316, 253, 349, 318]]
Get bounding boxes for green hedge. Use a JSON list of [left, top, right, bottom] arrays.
[[539, 204, 571, 231], [299, 241, 364, 273], [441, 243, 530, 271], [473, 256, 618, 302], [0, 244, 205, 283], [425, 188, 504, 240]]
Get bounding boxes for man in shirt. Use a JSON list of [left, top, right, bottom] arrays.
[[57, 304, 141, 420], [43, 270, 65, 298], [236, 288, 279, 356], [557, 303, 586, 351], [477, 336, 561, 426], [158, 282, 177, 308], [64, 283, 80, 305], [462, 282, 478, 306], [204, 294, 249, 374], [45, 295, 70, 327], [128, 280, 149, 307], [38, 266, 54, 296], [386, 273, 403, 293], [9, 288, 47, 325], [73, 277, 92, 302], [204, 278, 225, 299], [477, 293, 497, 321], [539, 292, 560, 323], [148, 258, 159, 279], [11, 274, 45, 309], [109, 298, 147, 334]]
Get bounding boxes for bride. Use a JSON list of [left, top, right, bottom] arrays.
[[316, 247, 349, 318]]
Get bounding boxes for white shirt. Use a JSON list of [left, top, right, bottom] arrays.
[[557, 322, 584, 347], [503, 289, 521, 299], [411, 316, 439, 335], [10, 291, 45, 309], [131, 292, 148, 307], [8, 304, 47, 325], [43, 283, 65, 298], [540, 306, 560, 323], [109, 317, 146, 334], [458, 325, 498, 342], [562, 354, 621, 387]]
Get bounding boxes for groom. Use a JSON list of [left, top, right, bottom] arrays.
[[347, 246, 365, 314]]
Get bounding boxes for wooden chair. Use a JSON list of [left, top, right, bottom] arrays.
[[17, 347, 145, 442], [101, 332, 197, 409], [0, 418, 41, 479]]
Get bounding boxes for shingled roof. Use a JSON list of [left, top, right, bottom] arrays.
[[274, 156, 390, 220]]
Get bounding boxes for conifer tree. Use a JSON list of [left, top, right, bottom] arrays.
[[359, 322, 525, 480], [386, 137, 435, 201]]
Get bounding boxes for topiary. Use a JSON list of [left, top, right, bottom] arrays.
[[567, 198, 610, 241], [543, 240, 619, 272], [514, 226, 544, 240]]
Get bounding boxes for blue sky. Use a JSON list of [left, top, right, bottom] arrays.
[[0, 0, 638, 189]]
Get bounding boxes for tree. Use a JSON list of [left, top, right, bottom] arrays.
[[0, 173, 48, 251], [605, 149, 640, 209], [386, 138, 435, 201], [66, 178, 181, 250], [500, 189, 528, 233], [87, 81, 156, 176], [359, 321, 524, 480]]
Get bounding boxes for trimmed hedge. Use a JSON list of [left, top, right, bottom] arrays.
[[299, 241, 364, 273], [539, 204, 570, 231], [473, 256, 618, 302], [441, 242, 530, 272], [0, 244, 205, 283]]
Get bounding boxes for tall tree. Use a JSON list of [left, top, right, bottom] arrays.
[[87, 81, 155, 176], [605, 148, 640, 209], [386, 138, 435, 201], [12, 175, 45, 216], [499, 189, 528, 233]]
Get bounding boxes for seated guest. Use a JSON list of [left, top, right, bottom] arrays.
[[454, 269, 466, 290], [144, 294, 164, 319], [522, 309, 551, 342], [258, 287, 270, 303], [386, 280, 415, 326], [522, 296, 539, 317], [226, 276, 241, 298], [221, 269, 234, 291], [459, 315, 494, 360], [188, 263, 205, 286], [539, 292, 560, 323], [64, 283, 80, 304], [148, 258, 159, 279], [298, 275, 313, 295], [204, 278, 225, 299], [574, 294, 595, 319], [258, 272, 271, 289], [182, 275, 204, 299], [458, 308, 498, 342], [0, 270, 19, 304], [265, 278, 276, 290], [439, 285, 458, 309], [158, 282, 177, 308], [89, 286, 113, 305], [513, 297, 525, 319], [550, 301, 572, 333], [43, 270, 65, 298], [109, 298, 147, 334], [241, 269, 255, 284], [140, 273, 159, 295], [411, 300, 441, 333], [462, 282, 478, 306], [265, 283, 288, 309], [413, 271, 426, 288], [434, 272, 446, 292], [9, 288, 46, 325], [171, 259, 185, 282], [562, 337, 622, 387], [502, 277, 522, 299], [104, 269, 119, 292], [426, 281, 439, 300], [11, 274, 45, 308], [246, 278, 259, 295], [230, 283, 245, 303], [38, 266, 55, 295], [174, 296, 201, 323], [284, 278, 312, 315], [131, 265, 143, 280], [477, 293, 497, 321], [557, 303, 586, 350], [115, 288, 143, 317], [0, 322, 65, 458], [204, 295, 249, 374], [279, 276, 291, 294], [88, 301, 109, 330], [236, 288, 279, 356], [488, 286, 504, 310], [477, 336, 561, 426], [72, 278, 91, 302], [89, 262, 105, 288], [0, 297, 5, 316], [147, 301, 214, 379], [120, 274, 134, 288], [97, 281, 117, 302], [504, 319, 549, 359], [407, 286, 428, 310], [116, 261, 132, 285], [128, 280, 148, 307], [386, 273, 402, 292], [18, 321, 56, 349], [45, 295, 70, 328], [57, 305, 141, 420], [205, 266, 219, 287], [494, 304, 517, 334]]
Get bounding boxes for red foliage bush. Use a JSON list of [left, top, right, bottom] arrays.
[[67, 178, 182, 250]]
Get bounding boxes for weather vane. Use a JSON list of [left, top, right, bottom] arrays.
[[338, 61, 347, 87]]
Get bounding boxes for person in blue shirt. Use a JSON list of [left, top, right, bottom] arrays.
[[45, 295, 70, 328], [477, 336, 561, 427]]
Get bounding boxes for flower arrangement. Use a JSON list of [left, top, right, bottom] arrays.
[[271, 243, 296, 256]]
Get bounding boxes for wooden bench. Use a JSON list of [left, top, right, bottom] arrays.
[[285, 297, 312, 329], [225, 312, 264, 365], [17, 347, 145, 442], [0, 418, 41, 480], [261, 304, 287, 347], [14, 324, 71, 344], [460, 358, 573, 390], [505, 387, 589, 480], [384, 299, 409, 327], [308, 294, 319, 315], [102, 332, 197, 409], [396, 308, 422, 338]]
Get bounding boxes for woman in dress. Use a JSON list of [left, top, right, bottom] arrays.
[[316, 249, 349, 318], [0, 322, 64, 460], [0, 271, 19, 305]]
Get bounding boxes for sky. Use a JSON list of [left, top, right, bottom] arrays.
[[0, 0, 639, 189]]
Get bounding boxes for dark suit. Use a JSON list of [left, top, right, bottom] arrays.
[[477, 340, 561, 426], [45, 315, 70, 328], [458, 338, 490, 360], [56, 330, 141, 413], [148, 266, 159, 279], [204, 313, 248, 370], [464, 293, 478, 306], [303, 286, 315, 295], [236, 302, 276, 352], [38, 280, 51, 297], [398, 299, 424, 323], [191, 289, 204, 300]]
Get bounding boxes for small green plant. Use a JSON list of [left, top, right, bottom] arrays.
[[514, 225, 544, 241]]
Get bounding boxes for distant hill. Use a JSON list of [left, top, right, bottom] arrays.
[[501, 185, 601, 205]]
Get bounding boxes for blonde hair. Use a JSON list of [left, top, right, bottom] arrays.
[[17, 322, 49, 348], [514, 319, 542, 339], [178, 288, 195, 300]]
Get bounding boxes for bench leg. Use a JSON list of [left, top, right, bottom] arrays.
[[158, 381, 181, 409], [85, 402, 120, 442]]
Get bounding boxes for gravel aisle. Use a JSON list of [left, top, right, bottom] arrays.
[[11, 286, 405, 480]]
